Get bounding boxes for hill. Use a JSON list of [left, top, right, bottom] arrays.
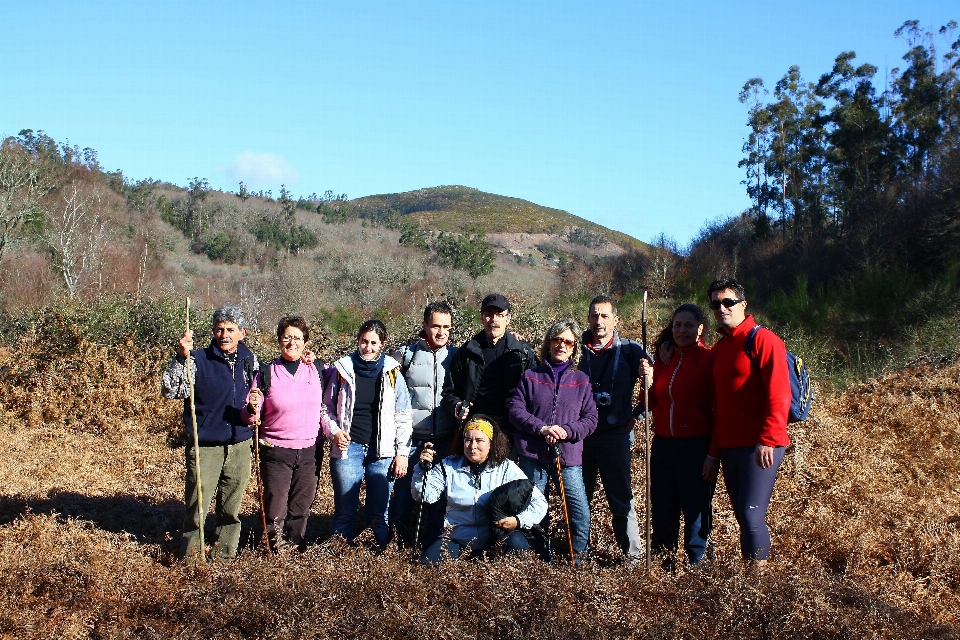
[[0, 132, 658, 326], [352, 185, 648, 257]]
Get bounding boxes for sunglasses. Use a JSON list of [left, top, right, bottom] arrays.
[[709, 298, 743, 310], [551, 337, 577, 348]]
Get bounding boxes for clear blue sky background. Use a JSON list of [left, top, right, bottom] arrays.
[[1, 1, 955, 246]]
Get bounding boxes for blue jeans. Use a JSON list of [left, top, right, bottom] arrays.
[[422, 530, 530, 565], [329, 441, 395, 548], [517, 455, 591, 557], [719, 446, 786, 560], [650, 434, 716, 565], [390, 441, 448, 550]]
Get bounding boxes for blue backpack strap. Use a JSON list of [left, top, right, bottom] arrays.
[[744, 325, 764, 360]]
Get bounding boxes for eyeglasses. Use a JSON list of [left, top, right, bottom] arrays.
[[551, 337, 577, 348], [281, 335, 305, 343], [482, 310, 509, 320], [709, 298, 743, 310]]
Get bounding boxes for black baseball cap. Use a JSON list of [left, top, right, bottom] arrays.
[[480, 293, 511, 312]]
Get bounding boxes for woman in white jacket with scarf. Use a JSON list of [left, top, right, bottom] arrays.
[[322, 319, 413, 549]]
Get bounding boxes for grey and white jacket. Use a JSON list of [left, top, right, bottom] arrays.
[[320, 354, 414, 460], [393, 340, 458, 442]]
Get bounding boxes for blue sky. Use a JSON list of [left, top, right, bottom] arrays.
[[1, 1, 955, 246]]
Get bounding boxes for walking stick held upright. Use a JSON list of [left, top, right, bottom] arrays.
[[185, 297, 205, 563], [250, 408, 272, 555], [552, 444, 576, 566], [412, 443, 433, 561], [641, 291, 652, 572]]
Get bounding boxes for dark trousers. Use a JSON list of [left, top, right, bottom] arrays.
[[719, 445, 786, 560], [582, 428, 642, 559], [390, 439, 448, 550], [260, 442, 321, 549], [650, 434, 716, 565]]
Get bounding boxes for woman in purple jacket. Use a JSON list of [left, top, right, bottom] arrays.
[[509, 318, 598, 562]]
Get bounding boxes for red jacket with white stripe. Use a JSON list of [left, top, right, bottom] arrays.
[[709, 315, 791, 457], [649, 341, 715, 439]]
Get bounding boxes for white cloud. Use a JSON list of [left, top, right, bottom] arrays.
[[223, 152, 299, 189]]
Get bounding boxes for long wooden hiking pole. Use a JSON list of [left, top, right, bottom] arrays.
[[641, 291, 652, 572], [251, 415, 272, 555], [185, 297, 205, 563], [552, 445, 576, 566]]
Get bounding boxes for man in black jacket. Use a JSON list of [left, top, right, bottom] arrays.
[[441, 293, 538, 433]]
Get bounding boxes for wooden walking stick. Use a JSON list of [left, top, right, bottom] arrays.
[[250, 411, 273, 555], [641, 291, 652, 572], [185, 297, 205, 563], [552, 445, 576, 566]]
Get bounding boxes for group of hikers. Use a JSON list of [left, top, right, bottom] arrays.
[[161, 278, 793, 569]]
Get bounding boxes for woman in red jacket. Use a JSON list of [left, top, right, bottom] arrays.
[[644, 303, 716, 569]]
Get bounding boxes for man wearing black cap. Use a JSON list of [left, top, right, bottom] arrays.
[[441, 293, 538, 433]]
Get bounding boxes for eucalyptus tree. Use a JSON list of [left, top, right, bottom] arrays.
[[738, 77, 774, 237], [815, 52, 895, 233]]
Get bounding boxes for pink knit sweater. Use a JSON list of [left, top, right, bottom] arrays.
[[245, 360, 324, 449]]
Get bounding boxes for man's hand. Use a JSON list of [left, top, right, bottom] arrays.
[[455, 401, 473, 421], [495, 516, 520, 530], [177, 330, 194, 358], [755, 444, 774, 469]]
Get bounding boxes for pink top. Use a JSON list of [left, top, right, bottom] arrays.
[[245, 360, 324, 449]]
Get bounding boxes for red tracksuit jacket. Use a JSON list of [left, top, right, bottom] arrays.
[[649, 341, 715, 439], [709, 315, 791, 457]]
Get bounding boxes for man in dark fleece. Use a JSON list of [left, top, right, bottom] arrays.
[[441, 293, 538, 436]]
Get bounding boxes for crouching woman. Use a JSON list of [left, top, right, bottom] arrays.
[[412, 416, 546, 564]]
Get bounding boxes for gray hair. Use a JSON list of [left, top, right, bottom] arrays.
[[212, 303, 248, 331], [540, 318, 583, 367]]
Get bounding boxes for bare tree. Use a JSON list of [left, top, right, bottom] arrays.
[[46, 183, 109, 298], [0, 139, 56, 259], [646, 233, 680, 299]]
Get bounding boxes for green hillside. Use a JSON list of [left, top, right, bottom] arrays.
[[351, 185, 648, 252]]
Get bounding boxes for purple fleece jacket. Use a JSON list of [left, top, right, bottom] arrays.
[[508, 361, 598, 466]]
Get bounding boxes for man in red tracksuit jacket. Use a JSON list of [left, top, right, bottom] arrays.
[[703, 278, 791, 564]]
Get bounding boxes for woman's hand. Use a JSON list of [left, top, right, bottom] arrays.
[[495, 516, 520, 531], [419, 442, 435, 467], [301, 349, 316, 365], [392, 455, 408, 479], [539, 425, 568, 445], [334, 431, 351, 452], [702, 456, 720, 481], [755, 444, 774, 469]]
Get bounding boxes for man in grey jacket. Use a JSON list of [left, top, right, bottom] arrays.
[[390, 301, 458, 549], [579, 294, 651, 564]]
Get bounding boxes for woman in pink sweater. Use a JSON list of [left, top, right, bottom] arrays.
[[246, 316, 326, 552]]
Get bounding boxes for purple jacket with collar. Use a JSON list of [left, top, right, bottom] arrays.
[[508, 362, 598, 466]]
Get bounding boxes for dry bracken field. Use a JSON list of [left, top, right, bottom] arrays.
[[0, 320, 958, 639]]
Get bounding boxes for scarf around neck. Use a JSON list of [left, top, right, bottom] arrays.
[[352, 351, 385, 378]]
